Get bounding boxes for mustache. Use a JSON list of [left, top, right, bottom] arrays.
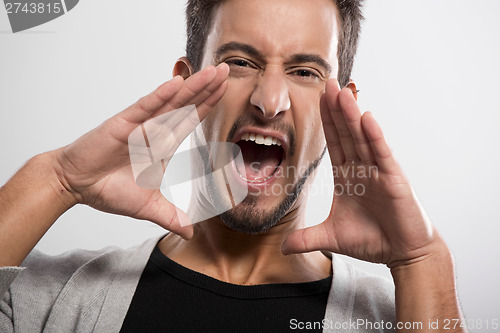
[[226, 116, 296, 156]]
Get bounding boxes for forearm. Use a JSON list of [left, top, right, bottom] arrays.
[[0, 150, 76, 267], [391, 243, 467, 333]]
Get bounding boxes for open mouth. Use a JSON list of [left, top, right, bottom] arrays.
[[234, 132, 285, 184]]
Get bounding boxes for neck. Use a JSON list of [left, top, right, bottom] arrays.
[[159, 205, 332, 285]]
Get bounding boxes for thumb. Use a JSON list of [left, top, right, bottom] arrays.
[[140, 193, 194, 240], [282, 223, 338, 255]]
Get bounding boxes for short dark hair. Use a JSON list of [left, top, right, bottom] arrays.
[[185, 0, 364, 88]]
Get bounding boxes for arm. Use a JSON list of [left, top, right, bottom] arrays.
[[0, 64, 229, 268], [0, 150, 75, 267], [392, 241, 465, 332], [282, 79, 466, 332]]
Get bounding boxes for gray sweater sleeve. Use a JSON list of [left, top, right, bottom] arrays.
[[0, 249, 116, 333], [0, 267, 24, 332], [0, 237, 160, 333]]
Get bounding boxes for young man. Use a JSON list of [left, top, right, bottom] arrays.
[[0, 0, 466, 332]]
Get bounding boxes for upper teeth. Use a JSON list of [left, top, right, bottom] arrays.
[[241, 133, 282, 146]]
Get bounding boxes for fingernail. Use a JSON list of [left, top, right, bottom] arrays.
[[216, 62, 230, 72]]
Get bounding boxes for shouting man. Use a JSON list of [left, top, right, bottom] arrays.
[[0, 0, 466, 332]]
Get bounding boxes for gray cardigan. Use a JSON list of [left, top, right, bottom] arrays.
[[0, 236, 395, 332]]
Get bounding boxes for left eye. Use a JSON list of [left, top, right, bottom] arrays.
[[290, 69, 320, 79]]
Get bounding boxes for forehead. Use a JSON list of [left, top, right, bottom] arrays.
[[204, 0, 339, 67]]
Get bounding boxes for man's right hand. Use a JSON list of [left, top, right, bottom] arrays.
[[56, 64, 229, 239], [0, 64, 229, 266]]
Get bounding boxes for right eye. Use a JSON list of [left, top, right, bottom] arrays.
[[224, 58, 259, 77], [225, 58, 255, 68]]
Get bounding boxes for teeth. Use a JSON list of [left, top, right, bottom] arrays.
[[240, 132, 283, 147], [255, 134, 265, 144]]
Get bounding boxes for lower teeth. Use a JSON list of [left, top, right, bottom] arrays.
[[235, 164, 278, 183]]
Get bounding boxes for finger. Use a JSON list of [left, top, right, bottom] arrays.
[[193, 65, 229, 120], [172, 80, 228, 141], [361, 112, 399, 174], [148, 72, 229, 153], [162, 63, 229, 116], [320, 93, 345, 166], [338, 89, 376, 164], [125, 64, 222, 125], [281, 223, 339, 255], [146, 63, 228, 134], [325, 81, 359, 162], [122, 75, 184, 124], [139, 191, 194, 240]]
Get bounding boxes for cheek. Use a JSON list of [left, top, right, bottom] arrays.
[[302, 116, 325, 154], [291, 86, 326, 149]]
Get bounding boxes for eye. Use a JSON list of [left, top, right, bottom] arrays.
[[224, 57, 259, 77], [225, 58, 256, 68], [290, 68, 321, 80]]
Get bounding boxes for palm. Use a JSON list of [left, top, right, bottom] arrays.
[[56, 65, 229, 239], [283, 80, 435, 267]]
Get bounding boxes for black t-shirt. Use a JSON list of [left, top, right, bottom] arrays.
[[119, 244, 332, 333]]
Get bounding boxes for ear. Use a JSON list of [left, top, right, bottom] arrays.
[[173, 57, 194, 79], [346, 80, 359, 101]]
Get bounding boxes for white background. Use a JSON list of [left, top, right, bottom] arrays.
[[1, 0, 499, 325]]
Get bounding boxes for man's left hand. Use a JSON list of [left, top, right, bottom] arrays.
[[282, 79, 446, 268]]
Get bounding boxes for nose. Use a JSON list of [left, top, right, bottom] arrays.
[[250, 67, 291, 119]]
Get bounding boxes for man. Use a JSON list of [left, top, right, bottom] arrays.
[[0, 0, 466, 332]]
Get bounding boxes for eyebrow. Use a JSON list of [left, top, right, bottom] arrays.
[[214, 42, 332, 74], [286, 54, 332, 75], [215, 42, 265, 63]]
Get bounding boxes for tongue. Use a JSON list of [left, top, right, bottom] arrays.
[[237, 141, 282, 181]]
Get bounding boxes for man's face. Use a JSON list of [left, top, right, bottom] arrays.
[[198, 0, 339, 233]]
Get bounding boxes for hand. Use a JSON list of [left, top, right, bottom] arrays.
[[54, 64, 230, 240], [282, 79, 442, 268]]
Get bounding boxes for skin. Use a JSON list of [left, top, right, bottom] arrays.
[[159, 0, 339, 284], [0, 0, 467, 331]]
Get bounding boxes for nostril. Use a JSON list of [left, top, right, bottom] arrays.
[[250, 74, 290, 118], [250, 92, 290, 119]]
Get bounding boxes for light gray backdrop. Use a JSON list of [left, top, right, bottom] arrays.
[[1, 0, 499, 326]]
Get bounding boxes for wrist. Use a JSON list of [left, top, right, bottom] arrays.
[[391, 239, 460, 310], [35, 149, 78, 211], [391, 239, 455, 284]]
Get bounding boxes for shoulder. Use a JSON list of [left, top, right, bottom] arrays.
[[19, 236, 160, 284], [5, 236, 162, 333]]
